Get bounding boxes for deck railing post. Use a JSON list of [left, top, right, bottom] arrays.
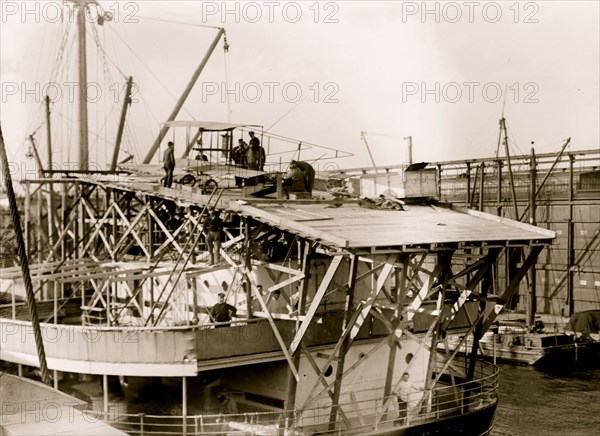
[[140, 413, 144, 436], [182, 376, 187, 436]]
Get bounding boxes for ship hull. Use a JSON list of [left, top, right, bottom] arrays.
[[363, 401, 497, 436]]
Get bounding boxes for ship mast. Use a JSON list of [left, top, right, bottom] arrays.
[[68, 0, 94, 171]]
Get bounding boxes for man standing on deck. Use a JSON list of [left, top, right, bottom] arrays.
[[204, 208, 224, 265], [163, 141, 175, 187], [247, 131, 265, 170], [211, 293, 236, 325], [394, 372, 421, 425]]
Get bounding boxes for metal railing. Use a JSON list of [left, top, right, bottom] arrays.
[[84, 360, 498, 435]]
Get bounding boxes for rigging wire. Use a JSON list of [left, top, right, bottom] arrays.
[[48, 21, 72, 84], [104, 19, 141, 164], [264, 95, 309, 133], [264, 131, 352, 156], [91, 23, 123, 163], [111, 25, 148, 163], [360, 132, 403, 139], [90, 25, 127, 80], [123, 124, 141, 164], [109, 26, 197, 120], [136, 15, 222, 30], [507, 125, 524, 156], [25, 20, 71, 166], [53, 24, 74, 166]]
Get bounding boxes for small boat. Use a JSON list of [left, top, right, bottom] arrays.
[[440, 324, 600, 368]]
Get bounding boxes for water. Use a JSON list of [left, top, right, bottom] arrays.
[[492, 364, 600, 435]]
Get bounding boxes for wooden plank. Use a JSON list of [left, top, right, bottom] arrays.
[[465, 208, 556, 238], [267, 273, 305, 293], [289, 255, 344, 354], [481, 246, 543, 333], [240, 205, 348, 248], [298, 344, 352, 428], [246, 273, 300, 382], [350, 254, 397, 339], [278, 207, 332, 222]]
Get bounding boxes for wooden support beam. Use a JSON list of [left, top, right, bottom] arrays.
[[382, 253, 410, 407], [289, 255, 344, 355], [247, 274, 300, 382], [405, 259, 444, 323], [112, 203, 152, 259], [481, 245, 544, 333], [80, 200, 118, 256], [148, 208, 184, 256], [267, 273, 305, 294], [328, 254, 359, 431], [81, 198, 115, 258], [297, 255, 397, 419], [43, 197, 80, 262], [432, 311, 485, 390], [350, 254, 398, 339], [297, 344, 352, 428], [441, 248, 501, 330], [285, 240, 314, 418], [302, 334, 391, 413], [467, 251, 492, 381]]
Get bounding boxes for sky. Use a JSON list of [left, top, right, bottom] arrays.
[[0, 0, 598, 178]]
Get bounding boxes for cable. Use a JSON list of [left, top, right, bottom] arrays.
[[264, 95, 309, 132], [0, 128, 52, 386], [136, 15, 222, 30], [109, 26, 197, 120], [90, 23, 127, 80]]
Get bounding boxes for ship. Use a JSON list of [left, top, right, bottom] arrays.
[[0, 120, 555, 434], [0, 2, 561, 434]]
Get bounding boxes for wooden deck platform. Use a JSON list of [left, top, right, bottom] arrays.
[[73, 175, 555, 250], [239, 202, 556, 248]]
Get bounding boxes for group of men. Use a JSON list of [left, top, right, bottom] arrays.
[[162, 131, 266, 188], [232, 131, 266, 171]]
